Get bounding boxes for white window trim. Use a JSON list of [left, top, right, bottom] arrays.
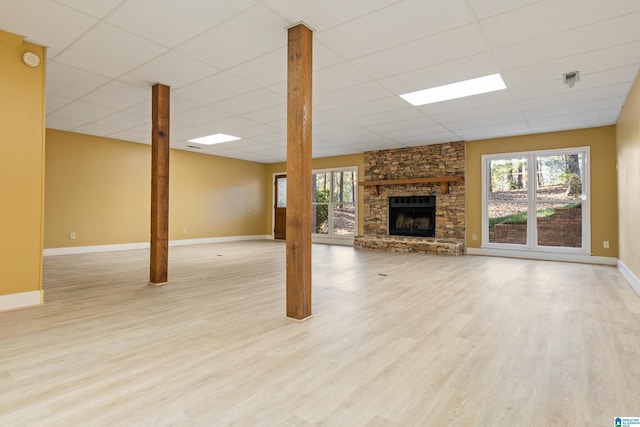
[[481, 147, 590, 256], [272, 166, 358, 245], [312, 166, 358, 243]]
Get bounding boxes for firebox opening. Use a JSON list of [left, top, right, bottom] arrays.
[[388, 196, 436, 237]]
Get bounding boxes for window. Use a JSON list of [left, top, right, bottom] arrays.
[[312, 168, 357, 238], [482, 148, 589, 253]]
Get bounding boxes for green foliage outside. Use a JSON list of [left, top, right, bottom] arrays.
[[315, 188, 329, 233], [489, 203, 581, 231]]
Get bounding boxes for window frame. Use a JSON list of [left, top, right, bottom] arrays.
[[481, 147, 590, 255]]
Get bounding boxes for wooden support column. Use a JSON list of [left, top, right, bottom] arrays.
[[286, 23, 313, 320], [149, 83, 170, 286]]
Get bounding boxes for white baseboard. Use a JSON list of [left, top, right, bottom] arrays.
[[0, 290, 42, 311], [617, 260, 640, 297], [43, 235, 271, 256], [467, 247, 617, 266]]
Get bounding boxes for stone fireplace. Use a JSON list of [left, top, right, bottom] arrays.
[[354, 141, 465, 255]]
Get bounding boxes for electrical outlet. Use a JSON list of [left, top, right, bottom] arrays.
[[603, 241, 609, 249], [182, 227, 187, 234], [472, 234, 478, 241], [69, 231, 76, 240]]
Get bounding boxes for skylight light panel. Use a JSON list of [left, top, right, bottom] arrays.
[[399, 73, 507, 106], [188, 133, 241, 145]]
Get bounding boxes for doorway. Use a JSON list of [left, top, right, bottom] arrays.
[[274, 174, 286, 240]]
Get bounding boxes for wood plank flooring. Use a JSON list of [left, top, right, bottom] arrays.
[[1, 240, 639, 426]]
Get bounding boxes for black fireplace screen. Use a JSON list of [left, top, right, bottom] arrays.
[[388, 196, 436, 237]]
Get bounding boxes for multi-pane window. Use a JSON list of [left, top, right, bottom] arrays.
[[483, 148, 589, 252], [312, 168, 357, 237]]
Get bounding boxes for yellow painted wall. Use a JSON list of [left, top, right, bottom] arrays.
[[466, 126, 618, 257], [616, 73, 640, 278], [45, 129, 270, 248], [265, 154, 365, 236], [0, 31, 45, 296]]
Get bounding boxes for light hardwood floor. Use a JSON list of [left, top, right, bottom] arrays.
[[1, 241, 639, 426]]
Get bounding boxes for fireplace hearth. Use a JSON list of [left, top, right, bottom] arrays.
[[388, 196, 435, 237]]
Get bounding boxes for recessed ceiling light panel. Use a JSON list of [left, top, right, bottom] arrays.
[[188, 133, 241, 145], [399, 73, 507, 106]]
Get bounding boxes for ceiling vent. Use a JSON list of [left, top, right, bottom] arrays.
[[563, 71, 580, 88]]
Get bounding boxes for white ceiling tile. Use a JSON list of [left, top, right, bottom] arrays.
[[235, 124, 282, 139], [46, 115, 86, 131], [347, 107, 424, 128], [46, 62, 110, 99], [377, 52, 499, 95], [172, 73, 259, 106], [46, 94, 74, 115], [53, 101, 117, 122], [366, 116, 438, 134], [454, 122, 532, 139], [396, 133, 461, 146], [106, 0, 258, 48], [171, 107, 231, 127], [529, 117, 617, 134], [518, 82, 632, 111], [431, 102, 522, 124], [352, 24, 489, 80], [467, 0, 540, 20], [244, 105, 287, 124], [128, 51, 218, 89], [527, 108, 621, 128], [263, 0, 399, 31], [228, 48, 286, 87], [314, 62, 372, 95], [54, 0, 124, 19], [510, 64, 640, 101], [54, 23, 167, 78], [93, 111, 149, 129], [176, 5, 289, 70], [169, 97, 202, 115], [481, 0, 640, 49], [503, 40, 640, 87], [200, 116, 261, 133], [377, 123, 453, 139], [108, 128, 150, 143], [74, 123, 122, 137], [523, 97, 626, 120], [313, 41, 345, 70], [493, 12, 640, 70], [444, 113, 527, 131], [209, 89, 285, 115], [314, 82, 392, 112], [0, 0, 96, 57], [316, 0, 474, 59], [318, 96, 406, 120], [79, 80, 150, 110]]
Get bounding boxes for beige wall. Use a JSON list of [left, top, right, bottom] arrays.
[[45, 130, 270, 248], [466, 126, 618, 257], [0, 31, 45, 297], [265, 154, 365, 236], [616, 73, 640, 278]]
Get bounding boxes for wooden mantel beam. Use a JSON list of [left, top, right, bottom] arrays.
[[358, 176, 464, 196]]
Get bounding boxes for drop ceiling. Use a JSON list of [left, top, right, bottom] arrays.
[[2, 0, 639, 163]]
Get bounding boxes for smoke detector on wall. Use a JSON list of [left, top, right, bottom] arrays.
[[563, 71, 580, 88]]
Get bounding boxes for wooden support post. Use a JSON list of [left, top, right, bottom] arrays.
[[150, 83, 170, 286], [286, 23, 313, 320]]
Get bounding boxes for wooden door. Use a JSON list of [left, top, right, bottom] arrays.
[[274, 174, 287, 240]]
